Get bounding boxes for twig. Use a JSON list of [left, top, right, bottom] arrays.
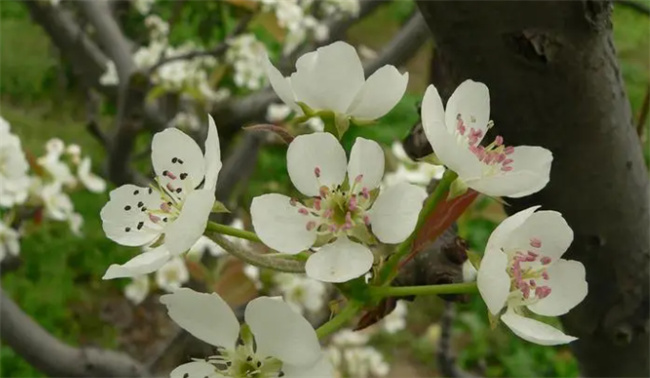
[[437, 302, 481, 378], [637, 84, 649, 138], [85, 89, 109, 148], [0, 287, 148, 377], [616, 0, 650, 16]]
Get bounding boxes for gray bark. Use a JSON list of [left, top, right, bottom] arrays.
[[413, 2, 649, 376]]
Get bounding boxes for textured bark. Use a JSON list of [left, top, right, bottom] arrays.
[[413, 2, 650, 376]]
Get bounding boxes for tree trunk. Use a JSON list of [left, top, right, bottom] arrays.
[[413, 1, 649, 376]]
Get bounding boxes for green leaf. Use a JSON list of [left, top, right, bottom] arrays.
[[211, 200, 230, 213], [448, 178, 469, 200], [145, 85, 169, 104], [296, 101, 315, 117], [467, 249, 482, 270]]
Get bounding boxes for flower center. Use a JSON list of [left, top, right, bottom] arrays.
[[505, 237, 552, 305], [203, 345, 284, 378], [291, 168, 374, 238], [455, 114, 515, 176]]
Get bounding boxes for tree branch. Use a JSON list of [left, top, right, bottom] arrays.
[[22, 1, 108, 91], [0, 287, 147, 377]]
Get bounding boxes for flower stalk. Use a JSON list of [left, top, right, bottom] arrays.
[[206, 221, 262, 243], [315, 300, 364, 339], [369, 282, 478, 299]]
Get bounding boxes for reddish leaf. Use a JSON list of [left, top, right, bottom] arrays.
[[244, 123, 294, 144], [355, 297, 397, 331], [213, 259, 259, 308], [412, 189, 479, 255]]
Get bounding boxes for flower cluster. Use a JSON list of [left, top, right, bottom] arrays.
[[0, 116, 106, 263], [93, 37, 590, 378]]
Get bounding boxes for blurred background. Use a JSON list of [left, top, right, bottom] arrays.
[[0, 0, 648, 377]]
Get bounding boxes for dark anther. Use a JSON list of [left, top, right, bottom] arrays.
[[141, 207, 147, 212], [246, 356, 253, 362], [167, 201, 173, 206], [180, 173, 188, 180], [256, 361, 262, 368], [163, 218, 168, 222], [171, 157, 178, 163], [137, 222, 144, 230], [163, 170, 169, 176], [183, 374, 189, 378], [279, 372, 285, 377], [226, 361, 232, 367], [133, 190, 139, 195], [125, 227, 131, 232], [178, 159, 184, 164], [137, 201, 144, 207], [124, 205, 131, 211], [148, 188, 153, 194], [175, 188, 182, 193]]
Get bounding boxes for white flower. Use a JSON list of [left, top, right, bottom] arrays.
[[380, 301, 407, 334], [462, 260, 477, 282], [68, 212, 84, 236], [477, 206, 588, 345], [0, 221, 20, 262], [421, 81, 553, 198], [266, 103, 292, 123], [161, 288, 334, 378], [169, 111, 201, 132], [77, 157, 106, 193], [124, 275, 150, 305], [327, 329, 389, 378], [265, 41, 408, 122], [155, 256, 189, 292], [0, 118, 30, 207], [274, 273, 327, 315], [301, 117, 325, 132], [38, 143, 77, 188], [41, 183, 74, 221], [251, 133, 426, 283], [243, 264, 262, 289], [133, 0, 156, 15], [66, 144, 82, 165], [100, 116, 222, 280], [226, 34, 267, 91]]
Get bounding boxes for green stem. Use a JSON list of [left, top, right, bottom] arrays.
[[369, 282, 477, 299], [377, 170, 458, 284], [206, 221, 261, 243], [316, 300, 364, 339]]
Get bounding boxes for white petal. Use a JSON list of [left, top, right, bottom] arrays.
[[282, 353, 335, 378], [250, 194, 317, 254], [476, 247, 510, 315], [164, 189, 215, 255], [203, 115, 222, 191], [264, 55, 298, 111], [100, 184, 164, 247], [245, 297, 321, 367], [421, 85, 481, 178], [78, 157, 106, 193], [503, 210, 573, 262], [290, 41, 364, 113], [528, 259, 588, 317], [102, 246, 171, 280], [465, 146, 553, 198], [287, 133, 347, 197], [170, 362, 222, 378], [160, 288, 240, 349], [368, 183, 427, 244], [152, 127, 206, 190], [347, 137, 385, 191], [305, 237, 373, 283], [347, 66, 409, 120], [444, 80, 490, 142], [501, 310, 577, 346], [484, 206, 540, 255]]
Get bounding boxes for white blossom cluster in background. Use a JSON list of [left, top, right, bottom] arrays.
[[225, 34, 269, 91], [383, 141, 445, 188], [261, 0, 360, 54], [0, 116, 106, 262]]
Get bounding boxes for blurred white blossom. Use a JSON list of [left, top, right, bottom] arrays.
[[226, 34, 267, 90], [274, 273, 327, 315], [328, 329, 389, 378], [266, 103, 292, 124], [0, 220, 20, 262], [133, 0, 156, 15], [169, 111, 201, 132], [383, 141, 445, 188], [380, 300, 407, 334], [187, 235, 224, 260], [77, 157, 106, 193], [125, 275, 150, 305], [155, 256, 190, 293], [0, 117, 30, 207]]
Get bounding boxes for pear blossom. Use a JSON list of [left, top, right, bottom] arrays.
[[327, 330, 389, 378], [251, 133, 426, 283], [38, 140, 77, 188], [66, 144, 82, 165], [41, 183, 75, 221], [0, 118, 30, 207], [477, 206, 588, 345], [161, 288, 334, 378], [77, 157, 106, 193], [124, 275, 150, 305], [0, 220, 20, 262], [274, 273, 327, 315], [100, 116, 221, 280], [155, 256, 189, 292], [265, 41, 408, 123], [421, 81, 553, 198], [380, 301, 407, 334], [383, 141, 444, 187], [266, 103, 293, 124]]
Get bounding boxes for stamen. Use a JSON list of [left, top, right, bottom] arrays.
[[540, 256, 551, 265], [504, 146, 515, 155], [314, 167, 321, 178], [306, 221, 316, 231], [314, 199, 321, 211], [149, 214, 161, 223], [530, 238, 542, 248], [298, 208, 308, 216], [355, 174, 363, 183], [349, 195, 358, 211]]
